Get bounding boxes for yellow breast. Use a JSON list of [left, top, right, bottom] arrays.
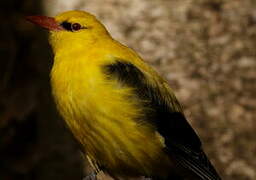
[[50, 51, 171, 177]]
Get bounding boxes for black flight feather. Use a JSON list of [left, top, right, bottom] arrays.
[[103, 59, 221, 180]]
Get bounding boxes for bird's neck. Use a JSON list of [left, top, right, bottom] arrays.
[[50, 32, 113, 58]]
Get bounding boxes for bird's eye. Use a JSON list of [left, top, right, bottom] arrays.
[[71, 23, 82, 31], [60, 21, 86, 32]]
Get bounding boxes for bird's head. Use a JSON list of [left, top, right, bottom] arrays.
[[27, 10, 110, 53]]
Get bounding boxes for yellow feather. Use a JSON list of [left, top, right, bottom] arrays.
[[26, 9, 222, 180], [49, 10, 177, 177]]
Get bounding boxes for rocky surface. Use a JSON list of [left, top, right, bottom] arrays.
[[1, 0, 255, 179]]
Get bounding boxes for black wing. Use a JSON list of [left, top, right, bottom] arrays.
[[103, 59, 221, 180]]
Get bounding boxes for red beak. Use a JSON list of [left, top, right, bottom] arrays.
[[26, 15, 63, 31]]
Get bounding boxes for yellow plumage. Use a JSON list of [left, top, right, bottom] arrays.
[[50, 11, 174, 177], [27, 10, 221, 180]]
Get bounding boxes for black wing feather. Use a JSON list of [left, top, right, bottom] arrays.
[[103, 59, 221, 180]]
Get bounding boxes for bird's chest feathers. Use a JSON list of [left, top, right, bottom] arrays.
[[51, 59, 104, 122], [50, 59, 170, 176]]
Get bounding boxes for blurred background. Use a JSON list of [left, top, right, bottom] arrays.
[[1, 0, 256, 179]]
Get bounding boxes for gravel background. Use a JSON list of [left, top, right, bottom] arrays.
[[1, 0, 255, 180]]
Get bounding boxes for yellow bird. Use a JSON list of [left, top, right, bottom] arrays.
[[27, 10, 221, 180]]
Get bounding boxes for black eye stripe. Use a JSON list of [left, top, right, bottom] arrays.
[[60, 21, 72, 31], [60, 21, 88, 32]]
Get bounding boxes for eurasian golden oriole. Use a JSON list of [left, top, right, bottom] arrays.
[[27, 10, 221, 180]]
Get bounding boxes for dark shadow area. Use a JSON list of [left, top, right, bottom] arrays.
[[0, 0, 83, 179], [1, 1, 256, 180]]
